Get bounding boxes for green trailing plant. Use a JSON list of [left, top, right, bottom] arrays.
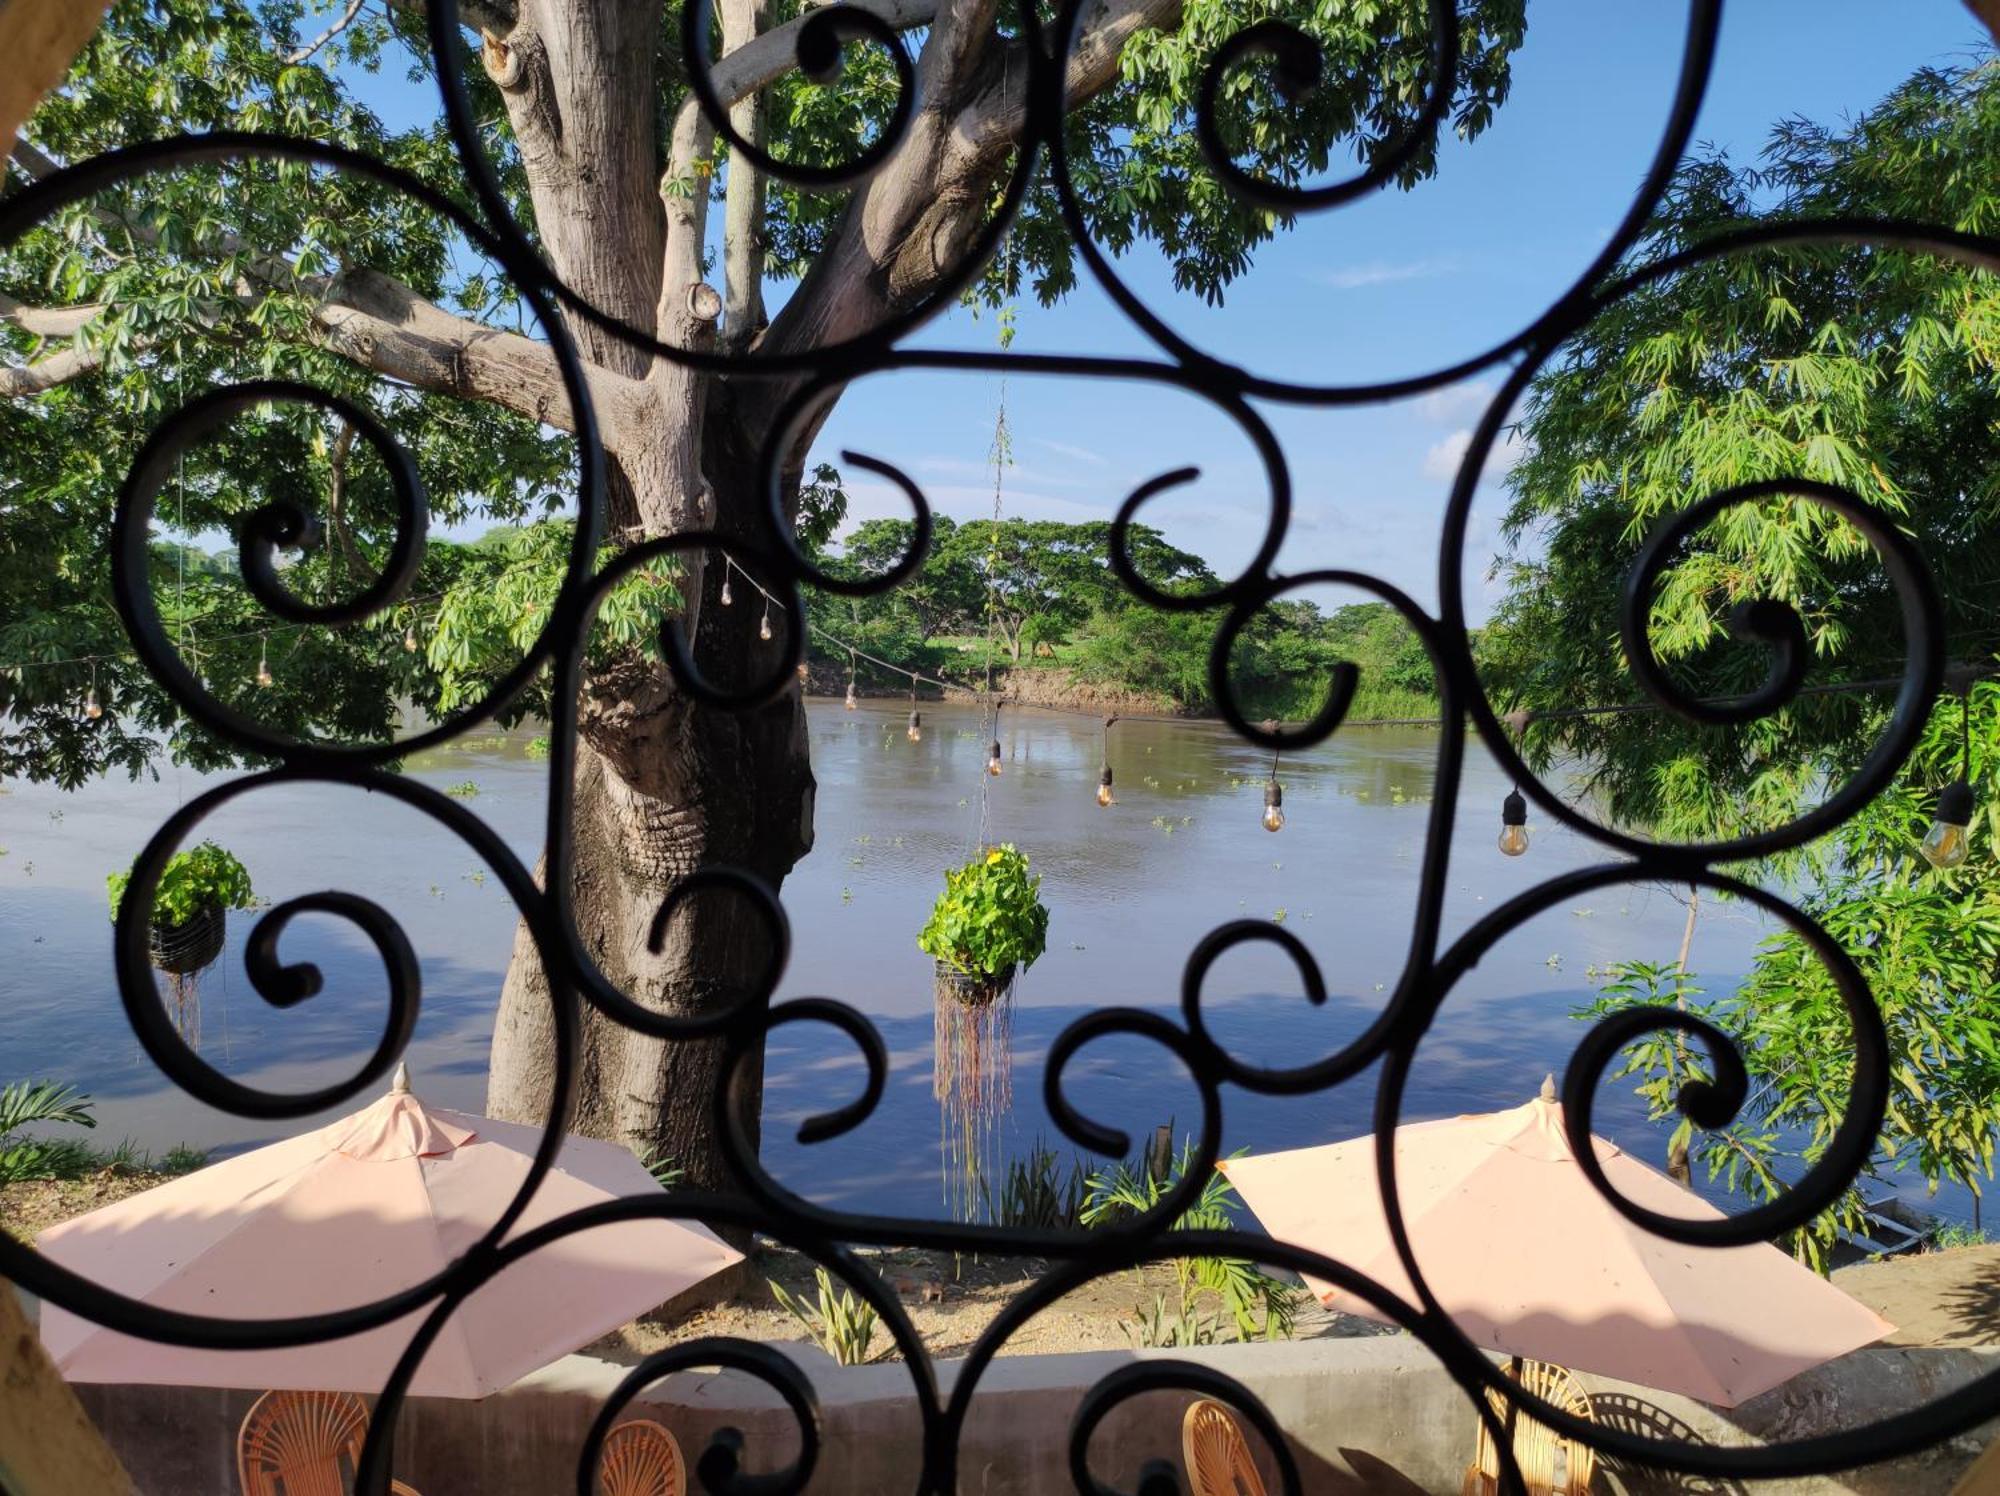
[[106, 841, 254, 928], [771, 1267, 879, 1367], [983, 1139, 1089, 1230], [1081, 1138, 1302, 1344], [921, 845, 1052, 1223], [917, 844, 1050, 980], [0, 1080, 97, 1185]]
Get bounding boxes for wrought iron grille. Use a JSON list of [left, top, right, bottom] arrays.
[[1, 0, 1992, 1490]]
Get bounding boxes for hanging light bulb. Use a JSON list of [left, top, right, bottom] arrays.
[[907, 709, 923, 743], [255, 635, 273, 689], [1097, 765, 1115, 807], [1499, 787, 1530, 857], [987, 740, 1003, 777], [845, 681, 858, 710], [1922, 779, 1974, 870], [720, 559, 734, 607], [1261, 777, 1285, 834], [759, 603, 773, 643], [84, 688, 103, 720], [796, 661, 809, 684]]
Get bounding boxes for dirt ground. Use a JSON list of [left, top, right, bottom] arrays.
[[0, 1166, 172, 1244], [585, 1245, 1395, 1367], [11, 1172, 2000, 1365], [1832, 1243, 2000, 1349]]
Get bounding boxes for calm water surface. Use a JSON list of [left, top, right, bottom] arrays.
[[0, 699, 1946, 1228]]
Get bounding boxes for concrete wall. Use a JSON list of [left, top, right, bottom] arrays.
[[75, 1338, 2000, 1495]]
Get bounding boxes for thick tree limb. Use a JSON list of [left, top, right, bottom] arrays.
[[0, 340, 103, 397], [761, 0, 1178, 383], [719, 0, 770, 351], [384, 0, 517, 42], [0, 0, 111, 153], [0, 271, 661, 452], [961, 0, 1183, 155], [1967, 0, 2000, 48], [0, 292, 101, 338], [316, 267, 661, 447], [709, 0, 937, 111]]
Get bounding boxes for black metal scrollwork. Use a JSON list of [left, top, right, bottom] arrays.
[[3, 0, 1993, 1491]]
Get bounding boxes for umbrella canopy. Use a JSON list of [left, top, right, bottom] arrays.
[[1219, 1078, 1892, 1407], [37, 1067, 742, 1397]]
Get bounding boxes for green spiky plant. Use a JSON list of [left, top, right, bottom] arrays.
[[0, 1080, 97, 1185], [771, 1267, 880, 1367], [1081, 1138, 1302, 1345]]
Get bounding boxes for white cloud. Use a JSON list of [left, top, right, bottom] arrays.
[[1030, 436, 1110, 467], [1317, 256, 1457, 291], [1418, 379, 1500, 425], [1422, 426, 1526, 484]]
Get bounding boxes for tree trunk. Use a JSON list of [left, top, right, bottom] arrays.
[[486, 399, 815, 1201]]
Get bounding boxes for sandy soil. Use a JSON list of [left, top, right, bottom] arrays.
[[0, 1166, 173, 1244], [1833, 1243, 2000, 1349], [11, 1172, 2000, 1365], [585, 1245, 1396, 1367]]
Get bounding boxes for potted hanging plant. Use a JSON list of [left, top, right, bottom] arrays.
[[919, 844, 1050, 1220], [107, 841, 256, 977], [918, 843, 1049, 1004]]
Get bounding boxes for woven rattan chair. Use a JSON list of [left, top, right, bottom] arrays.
[[1182, 1399, 1268, 1496], [598, 1419, 686, 1496], [1461, 1359, 1597, 1496], [236, 1389, 422, 1496]]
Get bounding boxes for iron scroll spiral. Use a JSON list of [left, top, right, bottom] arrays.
[[1, 0, 1993, 1491]]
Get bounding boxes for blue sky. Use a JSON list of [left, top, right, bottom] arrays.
[[351, 2, 1991, 620], [795, 1, 1990, 622]]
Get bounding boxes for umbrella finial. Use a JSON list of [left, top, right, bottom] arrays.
[[391, 1061, 412, 1095], [1540, 1072, 1557, 1104]]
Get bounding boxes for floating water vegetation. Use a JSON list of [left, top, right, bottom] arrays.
[[444, 780, 480, 798]]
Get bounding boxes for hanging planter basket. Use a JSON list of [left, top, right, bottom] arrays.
[[147, 900, 226, 975], [933, 961, 1015, 1007]]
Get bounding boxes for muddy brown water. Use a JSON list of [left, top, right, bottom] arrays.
[[0, 699, 1942, 1231]]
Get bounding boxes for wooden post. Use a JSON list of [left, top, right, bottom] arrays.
[[1145, 1124, 1173, 1188], [0, 0, 113, 153], [0, 1280, 135, 1495]]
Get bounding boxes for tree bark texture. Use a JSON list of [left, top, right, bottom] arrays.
[[4, 0, 1178, 1201]]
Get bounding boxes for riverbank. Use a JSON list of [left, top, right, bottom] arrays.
[[803, 660, 1191, 718], [9, 1170, 1997, 1364]]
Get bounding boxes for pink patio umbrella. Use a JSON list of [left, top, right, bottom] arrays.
[[36, 1066, 741, 1397], [1219, 1077, 1893, 1407]]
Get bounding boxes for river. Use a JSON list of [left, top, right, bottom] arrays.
[[0, 697, 1949, 1230]]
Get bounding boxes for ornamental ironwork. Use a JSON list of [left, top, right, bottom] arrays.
[[0, 0, 1989, 1491]]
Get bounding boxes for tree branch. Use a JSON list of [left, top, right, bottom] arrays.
[[0, 339, 103, 397], [382, 0, 516, 42], [0, 269, 661, 452], [0, 0, 110, 154], [0, 291, 102, 338], [961, 0, 1182, 155], [761, 0, 1178, 377], [719, 0, 770, 351], [316, 268, 661, 447], [709, 0, 937, 109], [285, 0, 367, 65], [1967, 0, 2000, 48]]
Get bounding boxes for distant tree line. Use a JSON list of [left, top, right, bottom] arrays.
[[806, 516, 1444, 721]]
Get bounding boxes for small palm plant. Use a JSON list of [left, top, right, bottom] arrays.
[[0, 1080, 98, 1185], [1081, 1137, 1302, 1346], [771, 1267, 880, 1366]]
